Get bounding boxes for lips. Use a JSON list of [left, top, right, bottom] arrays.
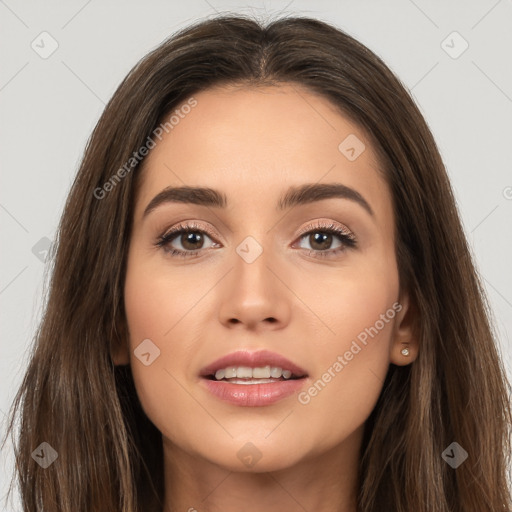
[[199, 349, 309, 407], [199, 349, 308, 379]]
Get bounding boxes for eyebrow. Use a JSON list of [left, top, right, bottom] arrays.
[[142, 182, 374, 218]]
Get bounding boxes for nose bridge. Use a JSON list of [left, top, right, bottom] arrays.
[[232, 233, 275, 299], [217, 231, 291, 328]]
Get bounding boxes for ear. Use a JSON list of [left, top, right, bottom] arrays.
[[390, 289, 419, 366]]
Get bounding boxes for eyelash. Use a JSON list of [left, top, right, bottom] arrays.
[[155, 220, 357, 259]]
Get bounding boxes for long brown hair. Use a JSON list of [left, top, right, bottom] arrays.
[[3, 13, 511, 512]]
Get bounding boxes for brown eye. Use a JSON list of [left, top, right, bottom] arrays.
[[307, 232, 334, 251], [294, 222, 357, 258], [161, 229, 215, 253], [156, 222, 219, 258], [180, 231, 206, 250], [297, 229, 348, 252]]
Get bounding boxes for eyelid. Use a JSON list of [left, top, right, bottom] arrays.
[[294, 219, 354, 239], [158, 219, 354, 243], [160, 220, 218, 241]]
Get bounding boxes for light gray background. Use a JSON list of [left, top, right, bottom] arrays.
[[1, 0, 511, 509]]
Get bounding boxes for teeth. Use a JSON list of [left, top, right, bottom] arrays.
[[237, 366, 253, 378], [213, 366, 295, 381], [225, 378, 278, 385], [270, 367, 282, 378], [252, 366, 271, 378], [224, 367, 237, 378]]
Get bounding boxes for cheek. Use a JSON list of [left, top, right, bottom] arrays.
[[291, 258, 398, 439], [123, 253, 208, 445], [124, 247, 209, 348], [294, 248, 399, 355]]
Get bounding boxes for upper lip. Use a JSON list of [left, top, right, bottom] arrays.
[[199, 349, 308, 378]]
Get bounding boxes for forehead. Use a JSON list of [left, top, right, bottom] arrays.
[[134, 83, 391, 221]]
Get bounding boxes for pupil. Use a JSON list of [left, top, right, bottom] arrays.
[[310, 232, 331, 250], [182, 232, 203, 250]]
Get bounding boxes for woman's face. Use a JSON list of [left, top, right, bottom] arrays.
[[120, 83, 414, 472]]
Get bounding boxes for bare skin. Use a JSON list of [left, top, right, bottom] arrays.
[[114, 83, 417, 512]]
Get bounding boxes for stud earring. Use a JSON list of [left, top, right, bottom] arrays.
[[401, 347, 410, 356]]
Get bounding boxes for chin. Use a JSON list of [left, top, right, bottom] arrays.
[[197, 435, 310, 473], [213, 451, 302, 474]]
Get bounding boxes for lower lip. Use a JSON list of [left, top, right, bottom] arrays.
[[200, 377, 307, 407]]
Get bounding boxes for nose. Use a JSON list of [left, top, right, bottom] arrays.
[[217, 240, 292, 331]]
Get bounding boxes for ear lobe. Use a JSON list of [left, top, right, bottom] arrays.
[[390, 290, 419, 366]]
